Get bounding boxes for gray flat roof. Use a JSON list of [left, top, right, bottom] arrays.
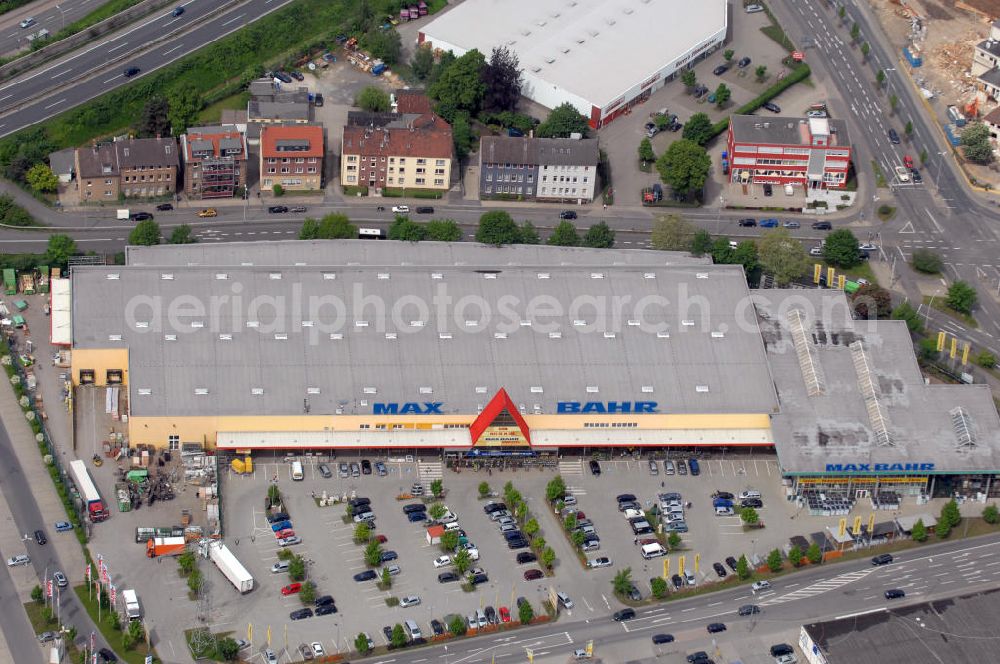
[[730, 115, 852, 147], [420, 0, 726, 108], [72, 261, 778, 418], [756, 290, 1000, 474], [803, 588, 1000, 664], [125, 239, 711, 268]]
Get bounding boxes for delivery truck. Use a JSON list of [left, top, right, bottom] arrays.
[[200, 540, 253, 593], [122, 589, 142, 622], [145, 536, 186, 558], [69, 459, 109, 522]]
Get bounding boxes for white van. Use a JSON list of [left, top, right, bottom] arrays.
[[641, 542, 666, 559], [715, 506, 734, 516], [291, 460, 304, 481], [404, 619, 422, 640], [623, 508, 644, 520]]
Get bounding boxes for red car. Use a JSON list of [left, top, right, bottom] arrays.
[[499, 606, 511, 623], [281, 583, 302, 596], [523, 569, 543, 581], [575, 511, 586, 520], [374, 534, 388, 543], [903, 154, 914, 169], [275, 529, 295, 539]]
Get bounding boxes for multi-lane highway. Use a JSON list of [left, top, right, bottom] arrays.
[[0, 0, 293, 138], [1, 0, 98, 57]]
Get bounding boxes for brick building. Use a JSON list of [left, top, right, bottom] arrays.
[[259, 124, 324, 192], [726, 115, 852, 193], [180, 126, 248, 199], [75, 137, 178, 202], [341, 112, 452, 193]]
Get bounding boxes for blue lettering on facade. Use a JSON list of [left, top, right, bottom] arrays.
[[373, 402, 444, 415], [824, 463, 935, 473], [557, 401, 659, 414]]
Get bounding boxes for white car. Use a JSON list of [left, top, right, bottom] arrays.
[[391, 205, 409, 214], [19, 17, 35, 28], [439, 512, 458, 524], [263, 649, 278, 664], [894, 166, 911, 182], [6, 555, 30, 567], [809, 246, 824, 256], [277, 536, 302, 547], [859, 243, 878, 252], [738, 491, 761, 500], [467, 548, 480, 561], [752, 580, 772, 592], [433, 556, 452, 568], [588, 557, 612, 568], [311, 642, 325, 657], [53, 571, 67, 588], [806, 110, 827, 118], [400, 595, 421, 607]]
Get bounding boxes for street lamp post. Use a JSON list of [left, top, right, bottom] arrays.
[[54, 4, 66, 31]]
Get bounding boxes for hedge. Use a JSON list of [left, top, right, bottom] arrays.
[[708, 64, 812, 141]]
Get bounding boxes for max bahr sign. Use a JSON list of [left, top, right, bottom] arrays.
[[825, 463, 936, 473]]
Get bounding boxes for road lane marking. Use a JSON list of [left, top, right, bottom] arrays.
[[44, 98, 66, 109], [221, 12, 245, 26]]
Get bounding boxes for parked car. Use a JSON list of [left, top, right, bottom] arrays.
[[375, 461, 387, 475], [380, 550, 398, 562], [588, 557, 612, 568], [399, 595, 421, 607], [391, 205, 410, 213], [741, 498, 763, 508], [725, 556, 739, 571], [759, 218, 779, 228], [738, 56, 752, 68], [812, 221, 832, 230], [438, 571, 460, 583], [353, 570, 377, 581], [762, 102, 781, 113], [318, 463, 332, 478], [713, 562, 727, 578], [671, 573, 683, 589], [589, 459, 601, 475], [912, 169, 923, 183], [763, 183, 773, 196], [54, 522, 73, 532], [516, 551, 537, 564], [290, 206, 307, 213], [713, 64, 729, 75], [272, 71, 292, 83], [53, 571, 68, 587], [434, 556, 452, 568], [783, 220, 800, 228], [270, 520, 292, 532], [281, 583, 302, 595], [289, 70, 305, 81], [689, 459, 700, 476], [290, 608, 313, 620], [806, 109, 827, 118], [738, 218, 757, 227], [431, 619, 445, 635], [652, 633, 675, 644], [361, 459, 372, 474]]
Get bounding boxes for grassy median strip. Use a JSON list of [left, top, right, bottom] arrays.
[[73, 586, 157, 664]]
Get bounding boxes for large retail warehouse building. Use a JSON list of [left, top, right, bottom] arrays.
[[69, 241, 1000, 499]]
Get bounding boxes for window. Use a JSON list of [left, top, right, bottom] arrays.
[[416, 178, 425, 185], [486, 173, 492, 181], [436, 159, 445, 166], [79, 369, 95, 384], [434, 178, 444, 186], [398, 177, 405, 185], [168, 435, 180, 450], [485, 186, 492, 193]]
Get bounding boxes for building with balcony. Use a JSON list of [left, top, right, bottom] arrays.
[[74, 137, 178, 202], [726, 115, 852, 193], [341, 111, 452, 194], [259, 124, 324, 192], [180, 126, 248, 199], [478, 135, 599, 202]]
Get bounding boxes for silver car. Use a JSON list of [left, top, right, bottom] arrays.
[[338, 462, 349, 478], [664, 460, 675, 475], [350, 462, 360, 477]]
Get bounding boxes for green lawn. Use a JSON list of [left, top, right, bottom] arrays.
[[815, 260, 877, 286], [922, 295, 978, 328], [871, 160, 887, 188], [55, 0, 147, 40], [197, 92, 250, 124]]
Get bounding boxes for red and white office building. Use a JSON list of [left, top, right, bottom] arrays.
[[726, 115, 852, 192]]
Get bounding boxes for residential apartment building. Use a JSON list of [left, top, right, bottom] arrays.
[[180, 126, 248, 199], [726, 115, 852, 192], [341, 112, 452, 193], [478, 136, 599, 202], [247, 79, 312, 124], [74, 136, 178, 202], [259, 124, 324, 191]]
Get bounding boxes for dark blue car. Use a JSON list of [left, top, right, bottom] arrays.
[[407, 511, 427, 523], [759, 218, 779, 228], [689, 459, 700, 476]]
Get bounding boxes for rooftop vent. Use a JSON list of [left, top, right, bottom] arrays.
[[494, 332, 507, 339], [682, 320, 695, 326], [355, 320, 369, 327], [135, 321, 149, 329], [251, 388, 264, 395], [137, 388, 152, 396], [106, 273, 120, 280], [194, 388, 209, 395], [586, 386, 599, 394], [419, 386, 433, 394], [538, 272, 550, 279], [951, 407, 977, 450], [695, 385, 710, 393], [323, 272, 336, 280], [711, 331, 725, 338], [484, 273, 497, 279], [385, 332, 397, 340], [363, 387, 377, 394], [431, 272, 443, 279], [191, 321, 204, 328], [307, 387, 321, 395], [219, 333, 232, 341], [215, 273, 228, 280], [274, 333, 288, 340], [269, 272, 281, 280], [164, 334, 176, 341], [475, 386, 488, 394], [247, 321, 259, 328], [378, 273, 390, 280], [410, 320, 425, 327], [439, 332, 453, 339], [656, 331, 670, 338], [330, 333, 343, 340], [108, 334, 122, 341], [641, 386, 654, 393], [549, 332, 562, 339]]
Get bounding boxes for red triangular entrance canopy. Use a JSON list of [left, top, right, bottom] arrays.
[[469, 388, 531, 445]]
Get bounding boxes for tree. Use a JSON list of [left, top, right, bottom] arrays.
[[732, 240, 759, 273], [759, 228, 810, 285], [478, 481, 492, 498], [356, 633, 372, 655], [523, 518, 540, 538], [911, 518, 928, 542], [482, 46, 523, 113], [788, 545, 803, 567], [889, 94, 899, 114], [441, 530, 459, 552], [638, 137, 656, 163], [451, 112, 475, 162], [941, 499, 962, 529], [806, 542, 822, 564], [714, 83, 731, 108], [838, 5, 846, 22], [31, 585, 43, 603], [411, 44, 435, 80], [852, 284, 892, 319], [755, 64, 767, 82], [388, 215, 427, 241], [822, 228, 861, 268], [429, 49, 486, 122], [45, 234, 77, 266], [426, 219, 463, 242], [541, 547, 556, 569], [876, 70, 886, 88], [656, 139, 711, 196], [975, 351, 997, 368], [166, 85, 203, 136], [356, 86, 391, 112], [891, 301, 923, 333], [187, 569, 203, 593], [299, 213, 357, 239], [288, 555, 306, 582], [454, 548, 472, 574], [961, 122, 994, 163], [850, 22, 860, 42], [428, 49, 457, 85], [431, 479, 444, 498], [217, 637, 239, 661], [690, 230, 713, 257], [766, 549, 783, 573], [946, 281, 978, 314], [736, 554, 751, 580], [564, 513, 578, 531], [532, 536, 546, 551], [905, 120, 914, 137], [651, 576, 668, 598], [861, 42, 870, 60], [983, 504, 1000, 524], [547, 220, 580, 246], [25, 163, 58, 193], [681, 69, 697, 90], [136, 96, 171, 138], [429, 503, 447, 521], [937, 520, 952, 539], [681, 112, 714, 147], [169, 224, 196, 244], [920, 148, 929, 164], [520, 221, 540, 244], [354, 522, 371, 543], [651, 214, 693, 251], [584, 221, 615, 248], [740, 507, 759, 526], [918, 337, 939, 361], [476, 210, 521, 245], [710, 237, 735, 264], [912, 248, 942, 273], [537, 102, 589, 138], [364, 541, 383, 567], [612, 567, 633, 596], [365, 27, 402, 64], [178, 551, 196, 575], [519, 600, 535, 624], [667, 531, 682, 550], [449, 614, 467, 635], [571, 529, 586, 548], [128, 220, 161, 246], [272, 183, 285, 197], [391, 624, 407, 648]]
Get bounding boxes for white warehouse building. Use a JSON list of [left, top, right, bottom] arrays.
[[418, 0, 728, 129]]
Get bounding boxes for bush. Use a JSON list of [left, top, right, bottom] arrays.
[[518, 600, 534, 624], [650, 576, 668, 598], [766, 549, 783, 573], [478, 481, 491, 498], [983, 504, 999, 524], [912, 249, 942, 274], [450, 614, 468, 634], [272, 184, 284, 197], [736, 555, 751, 579], [974, 351, 997, 369], [788, 545, 803, 567], [807, 542, 822, 564], [946, 281, 978, 315], [911, 518, 927, 542]]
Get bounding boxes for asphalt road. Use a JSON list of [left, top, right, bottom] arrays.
[[0, 0, 292, 137], [0, 0, 93, 57], [353, 533, 1000, 664], [0, 419, 111, 661]]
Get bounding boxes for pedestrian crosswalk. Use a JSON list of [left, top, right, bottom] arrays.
[[417, 461, 443, 481], [761, 568, 874, 605], [558, 459, 584, 475]]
